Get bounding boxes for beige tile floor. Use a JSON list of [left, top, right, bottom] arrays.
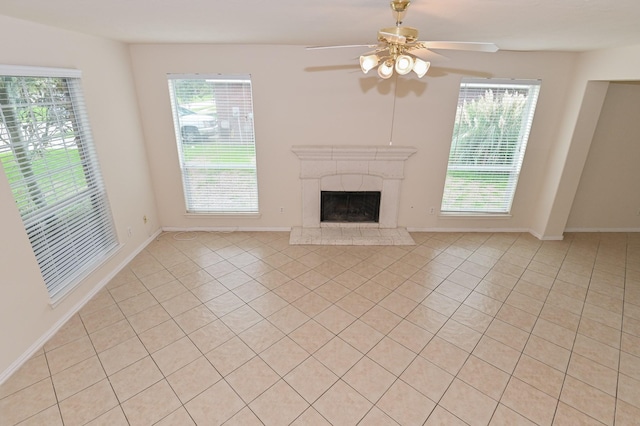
[[1, 231, 640, 425]]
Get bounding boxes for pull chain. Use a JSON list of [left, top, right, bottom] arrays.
[[389, 74, 399, 145]]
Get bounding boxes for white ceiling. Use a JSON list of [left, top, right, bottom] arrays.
[[1, 0, 640, 52]]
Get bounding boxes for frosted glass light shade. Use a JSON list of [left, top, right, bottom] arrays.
[[412, 58, 431, 78], [359, 54, 380, 73], [378, 61, 394, 79], [395, 54, 414, 75]]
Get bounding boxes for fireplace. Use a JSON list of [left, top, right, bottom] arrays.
[[321, 191, 381, 223], [291, 145, 417, 245], [291, 145, 417, 229]]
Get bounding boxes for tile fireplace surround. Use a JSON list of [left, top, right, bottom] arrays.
[[290, 145, 417, 246]]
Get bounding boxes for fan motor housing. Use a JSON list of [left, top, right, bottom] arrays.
[[379, 26, 419, 43]]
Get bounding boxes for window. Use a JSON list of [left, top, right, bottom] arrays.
[[168, 75, 259, 214], [0, 66, 118, 301], [441, 79, 541, 214]]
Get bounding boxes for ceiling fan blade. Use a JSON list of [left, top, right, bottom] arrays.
[[359, 44, 391, 55], [419, 41, 499, 52], [306, 44, 377, 50], [406, 47, 449, 62]]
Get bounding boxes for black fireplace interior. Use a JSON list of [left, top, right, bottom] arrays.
[[321, 191, 381, 223]]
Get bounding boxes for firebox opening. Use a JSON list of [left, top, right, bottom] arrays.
[[321, 191, 381, 223]]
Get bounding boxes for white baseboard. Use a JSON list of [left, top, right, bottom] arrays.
[[405, 227, 566, 241], [162, 226, 292, 232], [406, 227, 530, 234], [0, 229, 162, 386], [527, 229, 565, 241], [564, 227, 640, 233]]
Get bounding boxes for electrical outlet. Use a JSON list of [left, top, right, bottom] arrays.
[[429, 207, 435, 215], [280, 207, 284, 213], [127, 226, 132, 237], [143, 215, 148, 224]]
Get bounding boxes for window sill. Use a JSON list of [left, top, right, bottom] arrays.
[[184, 212, 262, 219], [438, 212, 512, 219]]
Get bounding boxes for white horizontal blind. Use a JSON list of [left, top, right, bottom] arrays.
[[441, 79, 541, 214], [0, 69, 118, 300], [168, 74, 259, 213]]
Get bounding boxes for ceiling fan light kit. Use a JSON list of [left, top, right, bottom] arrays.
[[360, 54, 380, 73], [309, 0, 498, 80], [361, 43, 430, 78], [358, 2, 430, 79], [394, 54, 414, 74], [412, 58, 430, 77], [378, 60, 395, 79]]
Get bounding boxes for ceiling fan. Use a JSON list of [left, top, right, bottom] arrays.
[[308, 0, 499, 79]]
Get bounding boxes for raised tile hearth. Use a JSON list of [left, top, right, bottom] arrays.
[[289, 226, 415, 245]]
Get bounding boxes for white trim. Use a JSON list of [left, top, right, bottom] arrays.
[[406, 227, 565, 241], [437, 213, 513, 220], [528, 228, 565, 241], [564, 227, 640, 233], [184, 213, 262, 219], [0, 65, 81, 78], [461, 78, 542, 88], [291, 145, 418, 162], [538, 236, 565, 241], [162, 226, 291, 232], [0, 229, 161, 387], [167, 73, 251, 81], [407, 227, 530, 234]]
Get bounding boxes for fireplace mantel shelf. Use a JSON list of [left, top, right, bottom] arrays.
[[291, 145, 417, 162], [292, 145, 417, 181]]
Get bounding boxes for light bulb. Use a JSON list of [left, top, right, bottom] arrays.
[[395, 54, 414, 75], [412, 58, 431, 78], [378, 61, 394, 79], [359, 54, 380, 74]]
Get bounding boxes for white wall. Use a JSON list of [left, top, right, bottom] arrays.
[[530, 44, 640, 238], [0, 15, 158, 380], [129, 44, 579, 233], [566, 81, 640, 230]]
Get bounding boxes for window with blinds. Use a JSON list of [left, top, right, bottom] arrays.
[[168, 75, 259, 214], [441, 79, 541, 214], [0, 66, 118, 301]]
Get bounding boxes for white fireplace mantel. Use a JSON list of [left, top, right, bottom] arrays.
[[292, 145, 417, 229]]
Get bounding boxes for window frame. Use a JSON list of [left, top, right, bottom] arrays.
[[440, 78, 541, 215], [0, 65, 119, 303], [167, 74, 259, 215]]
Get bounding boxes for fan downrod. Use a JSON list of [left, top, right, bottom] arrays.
[[390, 0, 411, 25]]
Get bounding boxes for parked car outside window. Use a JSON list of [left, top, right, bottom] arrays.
[[177, 106, 217, 143]]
